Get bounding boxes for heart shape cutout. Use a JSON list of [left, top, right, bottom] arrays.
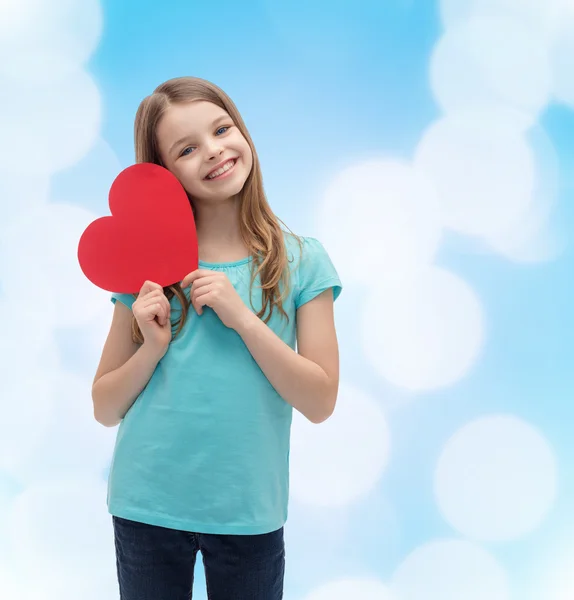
[[78, 163, 198, 293]]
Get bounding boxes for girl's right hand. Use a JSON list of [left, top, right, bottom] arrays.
[[132, 280, 172, 355]]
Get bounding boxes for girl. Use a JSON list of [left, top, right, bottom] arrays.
[[92, 76, 342, 600]]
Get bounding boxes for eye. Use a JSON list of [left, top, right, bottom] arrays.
[[180, 146, 195, 157], [216, 126, 230, 135]]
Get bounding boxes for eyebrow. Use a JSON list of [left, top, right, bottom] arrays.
[[169, 115, 230, 155]]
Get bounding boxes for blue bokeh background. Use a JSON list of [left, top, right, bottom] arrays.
[[1, 1, 574, 598]]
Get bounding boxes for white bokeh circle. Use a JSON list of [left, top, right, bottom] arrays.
[[391, 539, 510, 600], [0, 0, 103, 82], [414, 110, 536, 238], [50, 137, 124, 214], [430, 16, 552, 120], [0, 566, 26, 600], [0, 174, 50, 224], [361, 266, 485, 391], [549, 15, 574, 108], [435, 415, 558, 541], [546, 553, 574, 600], [0, 562, 119, 600], [303, 578, 395, 600], [0, 202, 111, 327], [0, 70, 101, 175], [440, 0, 566, 40], [15, 372, 117, 484], [0, 368, 55, 475], [485, 195, 564, 263], [8, 477, 116, 581], [290, 382, 390, 507], [483, 124, 562, 263], [75, 300, 116, 377], [0, 302, 60, 471], [4, 569, 119, 600], [317, 159, 442, 287], [261, 0, 380, 67], [0, 293, 60, 372], [555, 583, 574, 600]]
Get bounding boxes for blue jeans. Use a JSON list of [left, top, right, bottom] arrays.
[[113, 516, 285, 599]]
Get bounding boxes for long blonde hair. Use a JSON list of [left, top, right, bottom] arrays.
[[131, 76, 300, 343]]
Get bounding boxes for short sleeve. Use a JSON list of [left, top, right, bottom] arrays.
[[111, 292, 137, 310], [295, 237, 342, 309]]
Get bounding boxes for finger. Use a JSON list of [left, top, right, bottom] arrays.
[[139, 302, 163, 323], [191, 290, 203, 315], [193, 283, 214, 301], [139, 280, 163, 296], [141, 289, 163, 302], [160, 297, 171, 326], [144, 300, 164, 326], [138, 289, 162, 307], [190, 294, 201, 316], [140, 295, 165, 309], [182, 269, 214, 288], [189, 275, 218, 291], [157, 310, 167, 327], [192, 295, 204, 316], [193, 285, 215, 315], [181, 271, 196, 289], [148, 296, 170, 327], [157, 304, 167, 326], [138, 296, 168, 321], [137, 290, 168, 316], [138, 290, 169, 313]]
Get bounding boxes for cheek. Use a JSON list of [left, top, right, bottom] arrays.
[[241, 143, 254, 171], [174, 163, 201, 188]]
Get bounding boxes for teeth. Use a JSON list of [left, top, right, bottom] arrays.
[[207, 159, 235, 179]]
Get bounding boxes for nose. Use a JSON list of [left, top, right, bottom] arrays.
[[206, 139, 224, 160]]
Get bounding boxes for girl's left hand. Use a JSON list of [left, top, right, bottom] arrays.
[[181, 269, 253, 331]]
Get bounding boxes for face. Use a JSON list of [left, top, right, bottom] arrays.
[[156, 100, 253, 204]]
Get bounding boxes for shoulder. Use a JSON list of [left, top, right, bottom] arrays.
[[111, 292, 137, 310], [283, 232, 330, 267], [282, 231, 342, 308]]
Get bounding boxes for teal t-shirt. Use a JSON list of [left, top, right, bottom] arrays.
[[106, 234, 342, 535]]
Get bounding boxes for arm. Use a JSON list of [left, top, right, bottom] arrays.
[[91, 302, 165, 427], [236, 289, 339, 424]]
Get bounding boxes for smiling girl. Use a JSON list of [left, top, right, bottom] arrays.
[[92, 76, 342, 600]]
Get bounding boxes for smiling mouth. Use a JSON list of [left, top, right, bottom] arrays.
[[205, 159, 237, 180]]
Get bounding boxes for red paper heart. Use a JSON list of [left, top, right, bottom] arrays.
[[78, 163, 198, 293]]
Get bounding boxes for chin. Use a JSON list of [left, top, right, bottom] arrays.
[[222, 164, 251, 196]]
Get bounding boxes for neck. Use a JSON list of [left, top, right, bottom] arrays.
[[193, 195, 245, 256]]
